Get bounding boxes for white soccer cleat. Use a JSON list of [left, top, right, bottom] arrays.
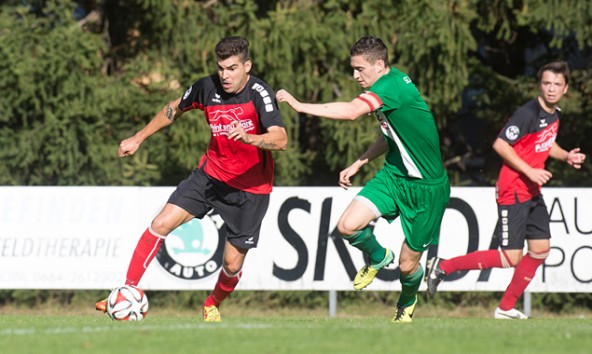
[[494, 307, 528, 320]]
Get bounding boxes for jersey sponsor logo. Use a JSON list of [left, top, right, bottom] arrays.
[[539, 119, 547, 128], [213, 93, 221, 103], [403, 76, 412, 84], [209, 107, 255, 136], [155, 213, 226, 281], [505, 125, 520, 141], [182, 86, 192, 100], [210, 107, 243, 122], [534, 125, 558, 152], [251, 83, 274, 112]]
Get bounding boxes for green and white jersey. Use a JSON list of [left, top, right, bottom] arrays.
[[357, 68, 445, 180]]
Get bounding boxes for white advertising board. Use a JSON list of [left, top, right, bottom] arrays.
[[0, 186, 590, 292]]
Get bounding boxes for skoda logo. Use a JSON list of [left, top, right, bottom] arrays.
[[156, 210, 226, 280]]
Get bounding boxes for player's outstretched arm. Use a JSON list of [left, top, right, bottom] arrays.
[[118, 97, 184, 157], [276, 89, 370, 120]]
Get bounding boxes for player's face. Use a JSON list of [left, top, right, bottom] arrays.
[[351, 55, 383, 88], [217, 56, 252, 94], [539, 70, 568, 108]]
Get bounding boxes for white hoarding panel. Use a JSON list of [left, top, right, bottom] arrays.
[[0, 187, 590, 292]]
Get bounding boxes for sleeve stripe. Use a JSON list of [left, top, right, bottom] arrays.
[[357, 92, 383, 111], [356, 95, 375, 111], [181, 102, 203, 112]]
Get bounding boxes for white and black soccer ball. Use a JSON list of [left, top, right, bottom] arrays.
[[107, 285, 149, 321]]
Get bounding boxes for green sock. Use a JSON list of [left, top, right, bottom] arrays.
[[344, 227, 386, 265], [397, 265, 424, 308]]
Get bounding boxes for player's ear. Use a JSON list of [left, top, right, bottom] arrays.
[[244, 59, 252, 73], [376, 60, 385, 72]]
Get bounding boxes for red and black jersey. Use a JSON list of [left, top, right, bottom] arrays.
[[178, 74, 284, 194], [496, 98, 560, 205]]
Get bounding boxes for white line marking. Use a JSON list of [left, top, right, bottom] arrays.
[[0, 323, 272, 336]]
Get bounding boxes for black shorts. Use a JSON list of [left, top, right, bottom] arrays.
[[497, 194, 551, 250], [167, 168, 270, 250]]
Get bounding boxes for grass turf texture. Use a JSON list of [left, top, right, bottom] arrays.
[[0, 314, 590, 354]]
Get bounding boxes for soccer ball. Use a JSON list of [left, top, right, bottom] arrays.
[[107, 285, 149, 321]]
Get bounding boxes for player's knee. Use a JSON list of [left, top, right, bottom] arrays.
[[337, 219, 356, 237], [222, 255, 245, 275], [398, 259, 417, 275], [150, 215, 177, 236], [501, 250, 522, 267], [223, 264, 242, 276], [150, 218, 172, 236], [528, 250, 550, 260]]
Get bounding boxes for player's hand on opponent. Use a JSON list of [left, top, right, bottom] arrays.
[[227, 121, 251, 144], [566, 148, 586, 169], [276, 89, 301, 112], [118, 137, 141, 157]]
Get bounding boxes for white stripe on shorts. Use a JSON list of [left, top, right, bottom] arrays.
[[354, 195, 382, 219]]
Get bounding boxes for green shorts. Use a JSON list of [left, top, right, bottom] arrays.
[[356, 170, 450, 252]]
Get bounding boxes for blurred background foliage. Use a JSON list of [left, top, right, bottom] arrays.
[[0, 0, 590, 187]]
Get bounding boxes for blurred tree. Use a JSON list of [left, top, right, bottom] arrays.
[[0, 1, 139, 185], [0, 0, 590, 188], [463, 0, 592, 186]]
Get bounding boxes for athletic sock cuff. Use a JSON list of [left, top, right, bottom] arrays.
[[148, 226, 167, 239], [400, 265, 424, 284]]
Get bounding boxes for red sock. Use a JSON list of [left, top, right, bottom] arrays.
[[499, 254, 545, 310], [440, 250, 504, 274], [204, 268, 242, 307], [125, 227, 165, 286]]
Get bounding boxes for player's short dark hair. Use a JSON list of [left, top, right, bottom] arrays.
[[537, 60, 570, 85], [350, 36, 389, 65], [215, 36, 251, 63]]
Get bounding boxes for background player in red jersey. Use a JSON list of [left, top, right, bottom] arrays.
[[426, 61, 586, 319], [96, 36, 288, 322]]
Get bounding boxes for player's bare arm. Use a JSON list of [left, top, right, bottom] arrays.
[[493, 137, 552, 186], [339, 137, 387, 189], [227, 123, 288, 151], [118, 97, 183, 157], [549, 142, 586, 169], [276, 89, 371, 120]]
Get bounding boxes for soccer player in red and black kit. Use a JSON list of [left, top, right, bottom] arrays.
[[425, 61, 586, 319], [95, 36, 288, 322]]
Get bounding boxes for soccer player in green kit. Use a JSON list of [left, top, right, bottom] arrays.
[[277, 35, 449, 322]]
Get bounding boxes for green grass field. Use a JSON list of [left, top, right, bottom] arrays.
[[1, 312, 590, 354]]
